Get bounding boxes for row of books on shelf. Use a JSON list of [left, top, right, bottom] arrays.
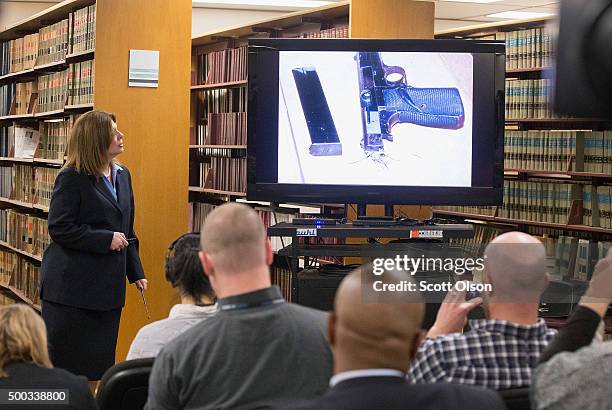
[[0, 120, 73, 161], [70, 3, 97, 54], [195, 112, 247, 146], [451, 223, 502, 258], [0, 209, 49, 257], [193, 147, 246, 158], [0, 167, 11, 198], [505, 78, 557, 119], [38, 118, 73, 160], [0, 3, 96, 76], [196, 87, 247, 113], [503, 26, 554, 70], [0, 250, 40, 305], [12, 164, 59, 206], [195, 46, 248, 86], [270, 265, 292, 302], [198, 157, 246, 193], [4, 165, 59, 207], [299, 26, 349, 39], [0, 34, 38, 72], [451, 223, 612, 283], [14, 81, 36, 115], [545, 236, 612, 282], [437, 181, 612, 228], [504, 130, 612, 173], [36, 19, 70, 67], [66, 59, 95, 106], [0, 61, 94, 115], [0, 84, 11, 117]]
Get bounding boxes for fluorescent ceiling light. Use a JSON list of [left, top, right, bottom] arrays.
[[487, 11, 555, 19], [192, 0, 335, 10], [438, 0, 502, 3]]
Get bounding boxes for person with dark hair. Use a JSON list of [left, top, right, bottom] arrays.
[[146, 203, 332, 410], [0, 304, 98, 410], [40, 110, 147, 388], [127, 233, 216, 359]]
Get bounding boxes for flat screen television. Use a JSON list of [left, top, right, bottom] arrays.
[[247, 38, 505, 205]]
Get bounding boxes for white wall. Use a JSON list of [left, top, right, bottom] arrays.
[[192, 8, 289, 37], [0, 1, 59, 32]]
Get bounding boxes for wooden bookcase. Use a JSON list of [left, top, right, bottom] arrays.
[[434, 18, 612, 287], [0, 0, 192, 361]]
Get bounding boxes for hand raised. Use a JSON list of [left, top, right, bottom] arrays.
[[584, 248, 612, 302], [427, 283, 483, 338]]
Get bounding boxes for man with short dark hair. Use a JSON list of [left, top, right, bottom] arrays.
[[282, 265, 505, 410], [145, 203, 332, 410]]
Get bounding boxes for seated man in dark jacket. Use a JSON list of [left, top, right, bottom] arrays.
[[146, 203, 332, 410], [281, 264, 506, 410]]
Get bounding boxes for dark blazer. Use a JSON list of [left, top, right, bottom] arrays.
[[0, 362, 98, 410], [282, 376, 507, 410], [41, 165, 145, 311]]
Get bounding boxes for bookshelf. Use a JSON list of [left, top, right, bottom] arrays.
[[434, 18, 612, 291], [0, 0, 97, 313], [0, 0, 192, 362]]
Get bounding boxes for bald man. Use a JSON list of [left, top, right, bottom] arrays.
[[282, 266, 505, 410], [408, 231, 556, 389], [146, 203, 332, 410]]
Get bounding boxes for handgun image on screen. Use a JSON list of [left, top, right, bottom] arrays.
[[357, 52, 465, 154], [292, 67, 342, 156]]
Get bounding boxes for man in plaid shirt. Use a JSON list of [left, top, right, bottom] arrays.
[[408, 232, 556, 389]]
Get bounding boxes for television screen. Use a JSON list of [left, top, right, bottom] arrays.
[[248, 39, 505, 205]]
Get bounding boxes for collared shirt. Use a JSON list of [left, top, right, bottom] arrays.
[[408, 318, 556, 389], [126, 303, 217, 360], [102, 162, 122, 201], [145, 286, 333, 410], [330, 369, 404, 387]]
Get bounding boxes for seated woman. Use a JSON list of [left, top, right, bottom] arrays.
[[0, 304, 97, 409], [127, 233, 217, 359]]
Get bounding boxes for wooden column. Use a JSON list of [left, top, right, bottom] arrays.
[[347, 0, 435, 253], [94, 0, 192, 360], [350, 0, 434, 39]]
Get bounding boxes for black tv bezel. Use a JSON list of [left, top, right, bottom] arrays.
[[247, 38, 505, 205]]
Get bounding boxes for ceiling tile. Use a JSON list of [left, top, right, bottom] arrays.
[[434, 18, 490, 32], [434, 2, 522, 19]]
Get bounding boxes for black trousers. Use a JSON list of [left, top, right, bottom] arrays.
[[42, 300, 122, 380]]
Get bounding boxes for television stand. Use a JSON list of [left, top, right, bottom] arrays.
[[352, 217, 395, 226], [268, 222, 474, 301], [353, 203, 395, 226]]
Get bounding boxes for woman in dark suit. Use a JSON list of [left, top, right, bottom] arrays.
[[40, 110, 147, 385]]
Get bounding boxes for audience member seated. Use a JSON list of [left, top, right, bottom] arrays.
[[127, 233, 217, 359], [408, 231, 556, 389], [0, 304, 98, 410], [145, 203, 333, 410], [281, 265, 506, 410], [532, 249, 612, 409]]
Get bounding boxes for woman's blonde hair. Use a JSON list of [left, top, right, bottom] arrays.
[[0, 304, 52, 378], [63, 110, 117, 176]]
